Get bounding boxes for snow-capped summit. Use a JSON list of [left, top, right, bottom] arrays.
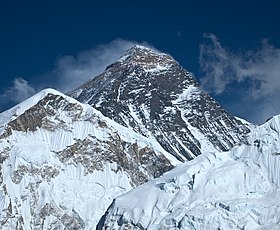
[[69, 45, 250, 161], [98, 113, 280, 230], [117, 44, 159, 59], [115, 44, 173, 67]]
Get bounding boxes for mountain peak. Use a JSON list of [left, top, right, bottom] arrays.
[[115, 44, 175, 68], [124, 44, 159, 56], [0, 88, 80, 119], [128, 44, 156, 52], [70, 45, 250, 162]]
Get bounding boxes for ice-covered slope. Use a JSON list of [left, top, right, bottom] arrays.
[[98, 114, 280, 229], [69, 45, 250, 161], [0, 89, 180, 229]]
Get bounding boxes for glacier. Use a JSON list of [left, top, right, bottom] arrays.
[[98, 114, 280, 229]]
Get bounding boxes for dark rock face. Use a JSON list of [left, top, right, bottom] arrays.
[[55, 135, 173, 186], [70, 45, 250, 161], [1, 93, 83, 138]]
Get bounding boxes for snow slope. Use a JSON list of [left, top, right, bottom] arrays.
[[98, 114, 280, 229], [0, 89, 180, 229]]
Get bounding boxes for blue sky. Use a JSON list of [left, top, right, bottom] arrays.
[[1, 0, 280, 124]]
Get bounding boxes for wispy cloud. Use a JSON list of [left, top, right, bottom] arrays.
[[199, 33, 280, 123], [0, 77, 36, 106], [1, 39, 152, 111], [51, 39, 144, 92]]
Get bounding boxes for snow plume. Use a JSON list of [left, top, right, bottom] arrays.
[[200, 33, 280, 123], [52, 39, 143, 92], [0, 39, 152, 112], [36, 39, 155, 92]]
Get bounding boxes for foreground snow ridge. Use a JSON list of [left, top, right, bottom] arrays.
[[0, 89, 180, 229], [98, 115, 280, 230]]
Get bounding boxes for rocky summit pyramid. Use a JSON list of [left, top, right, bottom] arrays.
[[69, 45, 250, 161]]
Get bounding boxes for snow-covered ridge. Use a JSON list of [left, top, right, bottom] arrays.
[[1, 88, 66, 117], [0, 88, 181, 229], [0, 88, 181, 165], [98, 114, 280, 230], [0, 89, 89, 132]]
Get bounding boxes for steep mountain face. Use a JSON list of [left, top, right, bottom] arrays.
[[0, 89, 179, 229], [70, 45, 250, 161], [98, 114, 280, 230]]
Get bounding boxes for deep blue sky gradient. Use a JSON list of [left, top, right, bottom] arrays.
[[1, 0, 280, 122]]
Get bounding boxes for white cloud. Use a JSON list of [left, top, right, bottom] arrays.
[[199, 33, 280, 123], [199, 33, 232, 94], [200, 34, 280, 99], [0, 77, 36, 104]]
